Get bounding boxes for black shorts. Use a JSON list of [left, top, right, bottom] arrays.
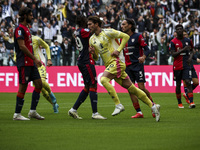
[[125, 65, 146, 83], [191, 66, 198, 78], [78, 63, 97, 86], [173, 68, 192, 81], [17, 66, 41, 84]]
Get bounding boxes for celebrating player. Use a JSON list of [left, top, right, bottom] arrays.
[[88, 16, 160, 122]]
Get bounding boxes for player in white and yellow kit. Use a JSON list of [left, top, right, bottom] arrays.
[[32, 35, 59, 113], [88, 16, 160, 121]]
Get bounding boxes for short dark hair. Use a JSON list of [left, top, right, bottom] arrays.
[[88, 16, 102, 27], [125, 18, 136, 32], [18, 7, 32, 22], [175, 24, 183, 30]]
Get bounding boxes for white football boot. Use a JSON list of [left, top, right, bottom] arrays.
[[112, 104, 125, 116], [92, 112, 107, 120], [13, 113, 30, 121], [28, 110, 45, 120], [151, 104, 160, 122], [68, 108, 82, 119]]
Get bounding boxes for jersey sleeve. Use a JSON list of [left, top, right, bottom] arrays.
[[104, 29, 130, 52], [89, 36, 99, 61], [81, 28, 90, 38], [15, 27, 25, 40], [38, 37, 51, 59], [138, 34, 150, 56], [170, 41, 175, 52]]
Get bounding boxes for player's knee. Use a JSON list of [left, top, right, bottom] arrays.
[[83, 87, 89, 93], [193, 79, 199, 85], [100, 77, 109, 85]]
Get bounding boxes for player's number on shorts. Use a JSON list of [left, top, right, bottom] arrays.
[[75, 37, 83, 51], [139, 71, 143, 78]]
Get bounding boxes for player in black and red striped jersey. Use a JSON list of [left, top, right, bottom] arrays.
[[68, 15, 106, 119], [170, 24, 195, 109], [13, 7, 44, 120]]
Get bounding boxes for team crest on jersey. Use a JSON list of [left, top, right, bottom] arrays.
[[132, 39, 135, 42], [84, 28, 90, 32], [18, 30, 22, 36]]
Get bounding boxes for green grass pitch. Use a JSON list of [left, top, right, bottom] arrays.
[[0, 93, 200, 150]]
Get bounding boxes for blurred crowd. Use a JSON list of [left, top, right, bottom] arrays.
[[0, 0, 200, 66]]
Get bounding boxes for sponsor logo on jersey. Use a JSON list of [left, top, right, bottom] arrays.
[[125, 52, 133, 55], [180, 53, 186, 55]]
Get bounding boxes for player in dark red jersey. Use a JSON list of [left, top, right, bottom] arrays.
[[68, 15, 106, 119], [170, 24, 195, 109], [13, 7, 44, 120], [121, 18, 156, 118]]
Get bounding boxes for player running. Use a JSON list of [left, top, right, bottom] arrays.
[[88, 16, 160, 122], [121, 18, 155, 118]]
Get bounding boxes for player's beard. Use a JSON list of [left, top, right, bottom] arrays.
[[26, 18, 32, 24]]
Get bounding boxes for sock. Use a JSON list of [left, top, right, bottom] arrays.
[[50, 92, 57, 104], [42, 88, 52, 104], [101, 76, 120, 105], [133, 102, 142, 113], [188, 93, 193, 103], [176, 93, 182, 104], [42, 80, 56, 104], [73, 88, 88, 110], [15, 92, 25, 113], [31, 88, 41, 110], [192, 83, 198, 91], [89, 88, 98, 113], [128, 84, 153, 108], [184, 86, 188, 96]]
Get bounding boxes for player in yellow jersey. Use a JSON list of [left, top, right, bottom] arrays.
[[32, 35, 59, 113], [88, 16, 160, 121]]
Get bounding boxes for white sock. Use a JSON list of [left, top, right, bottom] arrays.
[[70, 108, 76, 112], [29, 110, 36, 113], [93, 112, 98, 115]]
